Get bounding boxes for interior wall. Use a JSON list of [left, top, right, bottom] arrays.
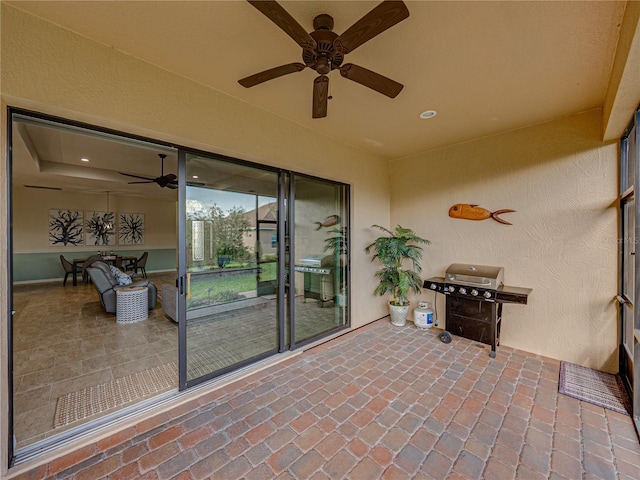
[[11, 188, 177, 280], [12, 188, 177, 252], [390, 109, 619, 372]]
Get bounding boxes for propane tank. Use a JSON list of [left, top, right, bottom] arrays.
[[413, 301, 434, 329]]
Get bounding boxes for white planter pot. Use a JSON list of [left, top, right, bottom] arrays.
[[389, 303, 410, 327]]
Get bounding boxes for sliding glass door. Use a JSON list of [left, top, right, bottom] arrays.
[[620, 105, 640, 433], [5, 109, 351, 462], [289, 175, 349, 347], [181, 153, 283, 386], [179, 156, 351, 385]]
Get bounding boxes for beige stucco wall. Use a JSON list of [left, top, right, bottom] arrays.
[[390, 109, 619, 372], [0, 5, 391, 473]]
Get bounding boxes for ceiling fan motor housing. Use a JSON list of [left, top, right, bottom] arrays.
[[303, 15, 344, 74]]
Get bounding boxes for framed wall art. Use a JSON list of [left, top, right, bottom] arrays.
[[85, 211, 116, 246], [118, 213, 144, 245], [49, 209, 84, 246]]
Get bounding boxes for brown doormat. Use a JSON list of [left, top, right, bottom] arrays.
[[558, 361, 631, 416], [54, 362, 178, 428]]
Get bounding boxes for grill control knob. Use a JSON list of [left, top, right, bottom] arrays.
[[448, 286, 455, 293], [430, 283, 437, 290], [471, 289, 478, 296], [459, 287, 467, 295], [483, 291, 492, 299]]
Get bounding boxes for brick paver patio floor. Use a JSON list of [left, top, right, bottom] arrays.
[[13, 319, 640, 479]]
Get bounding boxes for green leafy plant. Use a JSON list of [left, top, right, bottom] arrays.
[[323, 227, 347, 256], [365, 225, 430, 306], [216, 244, 235, 257]]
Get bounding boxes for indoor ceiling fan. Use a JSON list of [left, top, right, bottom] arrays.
[[120, 154, 178, 189], [238, 0, 409, 118]]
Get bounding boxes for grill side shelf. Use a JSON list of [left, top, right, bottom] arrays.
[[495, 285, 532, 304]]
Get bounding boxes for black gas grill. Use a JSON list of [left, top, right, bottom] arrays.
[[425, 263, 531, 357]]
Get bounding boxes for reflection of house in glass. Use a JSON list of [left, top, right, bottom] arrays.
[[243, 201, 278, 261]]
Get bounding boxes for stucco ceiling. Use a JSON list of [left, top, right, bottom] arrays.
[[8, 0, 635, 161]]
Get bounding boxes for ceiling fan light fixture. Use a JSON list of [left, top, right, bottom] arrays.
[[420, 110, 437, 119], [316, 57, 331, 75]]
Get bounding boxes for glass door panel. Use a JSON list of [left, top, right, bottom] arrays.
[[622, 198, 635, 384], [183, 154, 281, 384], [256, 196, 278, 296], [290, 176, 349, 345], [620, 106, 639, 431]]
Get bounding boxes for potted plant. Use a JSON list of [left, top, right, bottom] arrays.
[[365, 224, 430, 326], [216, 244, 234, 268]]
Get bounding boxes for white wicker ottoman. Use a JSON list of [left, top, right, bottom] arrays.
[[116, 286, 148, 324]]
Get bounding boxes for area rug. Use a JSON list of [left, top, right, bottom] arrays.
[[558, 361, 631, 416], [54, 362, 178, 428]]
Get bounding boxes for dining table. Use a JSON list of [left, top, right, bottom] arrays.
[[72, 255, 137, 286]]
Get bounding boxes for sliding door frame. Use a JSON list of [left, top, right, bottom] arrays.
[[6, 108, 15, 467], [178, 149, 285, 390], [619, 104, 640, 436], [287, 172, 351, 351], [5, 107, 179, 466]]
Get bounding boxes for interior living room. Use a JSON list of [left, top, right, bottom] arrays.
[[2, 1, 640, 478]]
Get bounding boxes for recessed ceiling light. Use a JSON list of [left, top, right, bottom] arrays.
[[419, 110, 437, 119], [80, 157, 89, 162], [192, 175, 199, 179]]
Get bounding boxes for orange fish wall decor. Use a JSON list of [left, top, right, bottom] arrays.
[[448, 204, 515, 225]]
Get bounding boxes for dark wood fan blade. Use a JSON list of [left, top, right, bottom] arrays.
[[335, 0, 409, 54], [313, 76, 329, 119], [239, 63, 306, 88], [127, 180, 154, 185], [247, 1, 316, 49], [120, 172, 155, 181], [340, 63, 403, 98]]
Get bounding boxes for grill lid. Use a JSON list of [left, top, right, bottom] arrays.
[[445, 263, 504, 289]]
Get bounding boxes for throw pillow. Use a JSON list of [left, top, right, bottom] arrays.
[[109, 265, 132, 285]]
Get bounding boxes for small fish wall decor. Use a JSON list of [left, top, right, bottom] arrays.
[[315, 214, 340, 230], [448, 204, 515, 225]]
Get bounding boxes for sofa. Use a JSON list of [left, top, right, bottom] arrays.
[[86, 261, 157, 314]]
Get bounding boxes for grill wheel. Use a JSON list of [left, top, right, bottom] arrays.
[[439, 331, 452, 344]]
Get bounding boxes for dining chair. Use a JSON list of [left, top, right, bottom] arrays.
[[123, 251, 148, 278], [60, 255, 80, 286]]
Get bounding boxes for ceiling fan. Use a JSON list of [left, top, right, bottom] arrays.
[[120, 154, 178, 189], [238, 0, 409, 118]]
